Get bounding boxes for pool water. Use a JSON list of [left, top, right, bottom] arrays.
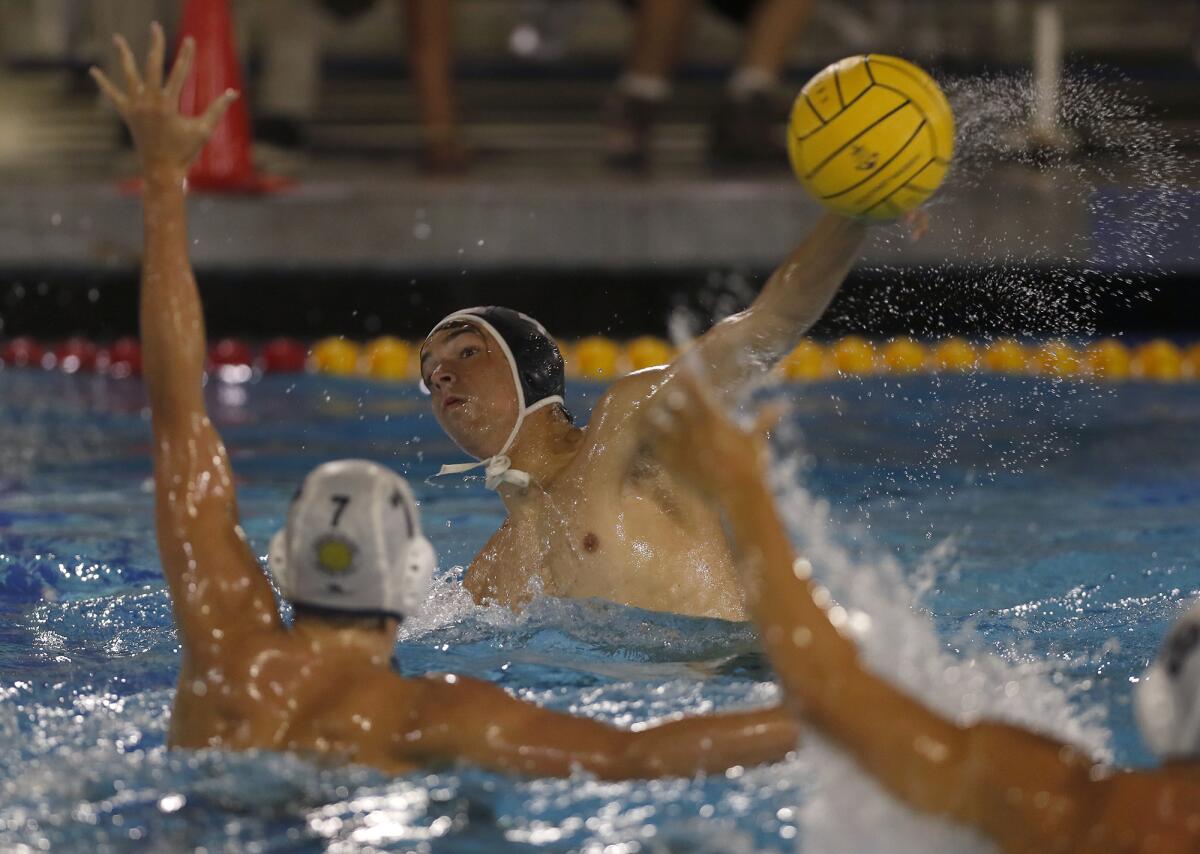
[[0, 369, 1197, 852]]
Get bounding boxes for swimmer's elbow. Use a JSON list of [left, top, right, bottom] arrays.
[[462, 567, 488, 604]]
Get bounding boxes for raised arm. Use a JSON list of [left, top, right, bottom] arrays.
[[674, 212, 866, 394], [405, 674, 799, 780], [639, 373, 1097, 850], [92, 27, 281, 658]]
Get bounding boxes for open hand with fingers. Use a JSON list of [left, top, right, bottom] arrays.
[[91, 23, 238, 181], [640, 371, 780, 502]]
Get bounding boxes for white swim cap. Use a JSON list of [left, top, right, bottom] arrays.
[[1136, 601, 1200, 759], [267, 460, 436, 621]]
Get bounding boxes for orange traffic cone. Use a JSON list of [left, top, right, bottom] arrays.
[[176, 0, 286, 192]]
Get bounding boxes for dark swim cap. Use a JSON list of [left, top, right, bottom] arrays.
[[423, 306, 567, 414]]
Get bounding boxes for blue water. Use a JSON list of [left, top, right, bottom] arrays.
[[0, 369, 1197, 852]]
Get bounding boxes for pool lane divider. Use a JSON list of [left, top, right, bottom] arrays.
[[2, 336, 1199, 383]]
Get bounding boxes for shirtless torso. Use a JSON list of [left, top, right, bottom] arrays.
[[466, 370, 746, 619]]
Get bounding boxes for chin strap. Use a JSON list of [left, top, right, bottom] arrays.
[[435, 395, 564, 492], [437, 455, 530, 491]]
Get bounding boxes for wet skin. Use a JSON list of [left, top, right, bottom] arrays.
[[422, 211, 868, 621], [641, 372, 1200, 854], [99, 24, 799, 776]]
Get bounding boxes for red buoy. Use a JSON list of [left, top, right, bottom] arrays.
[[55, 337, 99, 373], [1, 337, 47, 368], [260, 337, 307, 373], [210, 338, 253, 367], [98, 337, 142, 378]]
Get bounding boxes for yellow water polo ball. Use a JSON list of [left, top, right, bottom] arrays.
[[363, 336, 412, 381], [788, 54, 955, 221]]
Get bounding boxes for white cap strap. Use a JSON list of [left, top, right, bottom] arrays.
[[434, 395, 563, 491]]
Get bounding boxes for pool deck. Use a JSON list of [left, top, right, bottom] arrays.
[[1, 70, 1196, 280]]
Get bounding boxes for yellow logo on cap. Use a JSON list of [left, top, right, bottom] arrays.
[[314, 535, 357, 574]]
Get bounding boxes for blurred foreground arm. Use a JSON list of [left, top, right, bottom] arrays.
[[92, 27, 279, 655], [639, 373, 1098, 849], [408, 674, 799, 780]]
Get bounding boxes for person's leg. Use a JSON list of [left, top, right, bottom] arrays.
[[607, 0, 697, 170], [256, 0, 323, 147], [710, 0, 813, 168], [734, 0, 812, 83], [403, 0, 466, 174], [626, 0, 695, 79]]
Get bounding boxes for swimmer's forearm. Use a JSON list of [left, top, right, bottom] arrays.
[[716, 474, 1036, 840], [140, 170, 207, 426], [758, 213, 866, 329], [622, 706, 799, 778], [683, 214, 864, 389]]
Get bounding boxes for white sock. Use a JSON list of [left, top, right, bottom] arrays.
[[617, 73, 672, 102], [727, 67, 778, 100]]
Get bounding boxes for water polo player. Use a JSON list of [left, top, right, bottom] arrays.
[[92, 25, 798, 776], [421, 231, 873, 620], [641, 370, 1200, 852]]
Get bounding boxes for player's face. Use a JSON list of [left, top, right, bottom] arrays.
[[420, 323, 519, 459]]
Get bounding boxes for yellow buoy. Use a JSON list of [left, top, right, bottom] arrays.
[[788, 54, 955, 221], [931, 338, 977, 372], [1183, 343, 1200, 380], [832, 336, 875, 375], [1082, 339, 1131, 381], [363, 336, 412, 381], [1132, 339, 1183, 382], [783, 339, 829, 381], [576, 336, 621, 379], [881, 337, 926, 373], [625, 336, 675, 371], [983, 339, 1027, 373], [310, 337, 361, 376], [1034, 340, 1079, 377]]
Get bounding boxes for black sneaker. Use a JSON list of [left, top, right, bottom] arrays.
[[708, 90, 788, 171], [255, 115, 308, 150], [604, 90, 661, 171]]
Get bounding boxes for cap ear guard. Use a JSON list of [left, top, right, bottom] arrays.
[[1136, 609, 1200, 759], [397, 535, 437, 616], [268, 529, 295, 600]]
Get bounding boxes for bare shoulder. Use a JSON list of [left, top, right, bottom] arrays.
[[581, 367, 670, 441]]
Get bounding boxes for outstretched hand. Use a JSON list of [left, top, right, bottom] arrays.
[[640, 368, 781, 501], [91, 23, 238, 180]]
